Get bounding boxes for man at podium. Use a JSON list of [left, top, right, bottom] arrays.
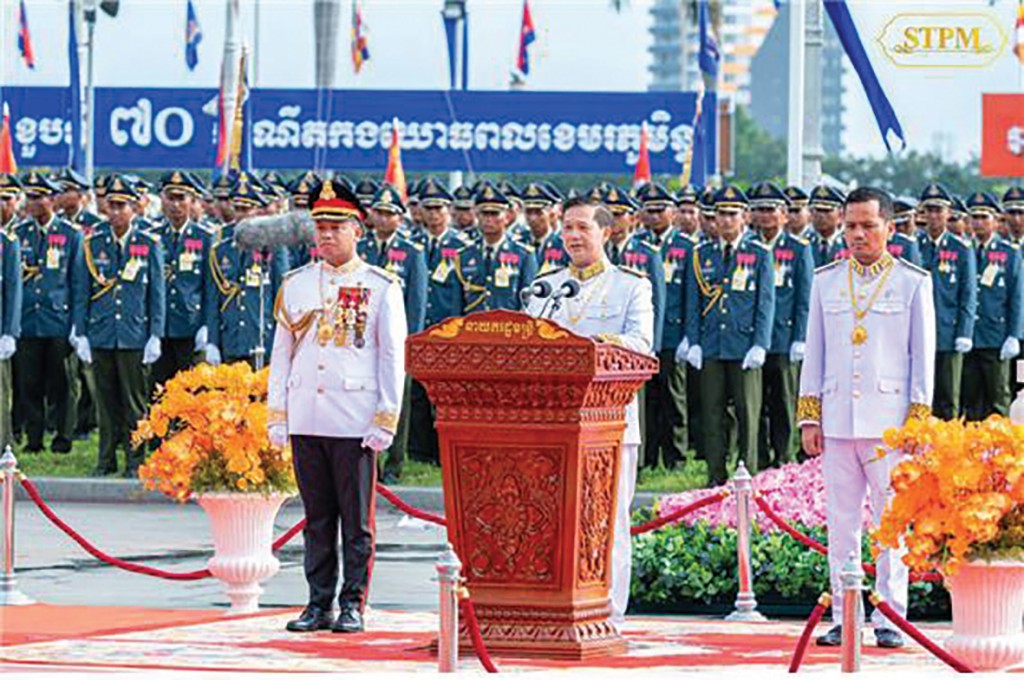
[[525, 197, 655, 628]]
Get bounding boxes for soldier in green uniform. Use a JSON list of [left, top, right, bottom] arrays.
[[948, 196, 969, 239], [962, 192, 1023, 420], [785, 186, 813, 239], [452, 185, 479, 242], [519, 181, 568, 276], [916, 183, 977, 419], [73, 175, 165, 477], [0, 176, 22, 451], [1003, 187, 1024, 245], [686, 185, 775, 487], [673, 185, 702, 239], [808, 185, 847, 267], [14, 173, 84, 454]]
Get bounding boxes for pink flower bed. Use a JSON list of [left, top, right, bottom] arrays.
[[655, 457, 872, 530]]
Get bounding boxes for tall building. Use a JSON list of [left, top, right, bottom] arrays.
[[749, 3, 846, 157]]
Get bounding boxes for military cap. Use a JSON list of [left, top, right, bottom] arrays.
[[126, 175, 151, 195], [584, 182, 612, 204], [699, 187, 717, 216], [93, 174, 109, 198], [919, 182, 953, 208], [497, 180, 522, 205], [21, 172, 61, 198], [418, 176, 453, 207], [53, 167, 90, 192], [474, 181, 511, 211], [675, 184, 699, 206], [452, 185, 475, 209], [0, 173, 22, 198], [893, 195, 918, 224], [1001, 186, 1024, 211], [289, 170, 322, 198], [541, 181, 564, 203], [603, 185, 640, 214], [522, 181, 557, 208], [966, 191, 1001, 216], [713, 184, 748, 212], [406, 178, 424, 204], [309, 178, 365, 224], [784, 186, 809, 207], [565, 187, 582, 201], [104, 174, 141, 203], [809, 184, 845, 210], [635, 182, 674, 209], [748, 181, 789, 209], [230, 173, 267, 208], [951, 195, 968, 219], [159, 170, 202, 197], [353, 177, 380, 207], [212, 172, 237, 200], [370, 184, 406, 214], [189, 172, 212, 201], [261, 170, 288, 194]]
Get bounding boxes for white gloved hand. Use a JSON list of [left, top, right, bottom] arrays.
[[954, 336, 973, 354], [76, 337, 93, 364], [194, 325, 208, 353], [674, 337, 690, 364], [142, 336, 162, 365], [686, 344, 703, 370], [1001, 336, 1021, 361], [268, 423, 288, 448], [205, 344, 222, 366], [361, 426, 394, 453], [789, 341, 806, 364], [0, 335, 16, 361], [742, 345, 767, 371]]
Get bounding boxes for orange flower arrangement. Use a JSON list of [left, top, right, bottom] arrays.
[[875, 415, 1024, 576], [133, 362, 296, 502]]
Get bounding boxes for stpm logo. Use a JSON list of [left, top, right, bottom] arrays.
[[876, 12, 1007, 69]]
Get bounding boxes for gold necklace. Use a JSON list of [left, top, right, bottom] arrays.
[[847, 254, 894, 345], [566, 278, 607, 324]]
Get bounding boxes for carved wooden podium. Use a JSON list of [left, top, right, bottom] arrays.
[[407, 310, 659, 660]]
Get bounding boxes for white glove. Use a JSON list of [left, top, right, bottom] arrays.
[[742, 345, 767, 371], [76, 337, 93, 364], [686, 344, 703, 370], [954, 336, 973, 354], [0, 335, 15, 361], [205, 344, 222, 366], [361, 426, 394, 453], [142, 336, 162, 365], [1001, 337, 1021, 361], [194, 325, 208, 353], [789, 341, 806, 364], [674, 337, 690, 364], [268, 423, 288, 448]]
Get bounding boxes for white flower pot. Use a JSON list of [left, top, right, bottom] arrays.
[[944, 560, 1024, 671], [196, 492, 291, 614]]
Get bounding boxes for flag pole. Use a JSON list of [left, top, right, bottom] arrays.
[[801, 0, 824, 188], [82, 0, 96, 186], [219, 0, 241, 177], [787, 0, 806, 188]]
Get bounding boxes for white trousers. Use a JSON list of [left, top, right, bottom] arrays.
[[610, 443, 639, 627], [823, 437, 908, 628]]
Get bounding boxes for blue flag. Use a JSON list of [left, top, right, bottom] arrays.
[[824, 0, 904, 152], [698, 1, 719, 79], [67, 0, 83, 173], [186, 0, 202, 71]]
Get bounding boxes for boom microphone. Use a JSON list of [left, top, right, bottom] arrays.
[[234, 210, 316, 251]]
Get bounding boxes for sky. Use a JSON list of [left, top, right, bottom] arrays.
[[0, 0, 1022, 164]]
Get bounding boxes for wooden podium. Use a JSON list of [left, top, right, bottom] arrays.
[[407, 310, 659, 660]]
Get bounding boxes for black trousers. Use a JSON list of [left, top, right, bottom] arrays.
[[292, 435, 377, 612], [643, 349, 688, 469], [151, 338, 198, 392], [92, 349, 148, 474], [15, 338, 76, 450], [406, 379, 439, 465]]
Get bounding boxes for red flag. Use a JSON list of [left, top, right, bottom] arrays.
[[384, 119, 407, 200], [0, 103, 17, 174], [516, 0, 536, 76], [633, 123, 651, 188]]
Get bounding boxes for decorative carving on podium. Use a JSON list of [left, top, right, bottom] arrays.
[[455, 445, 563, 586], [578, 446, 616, 587]]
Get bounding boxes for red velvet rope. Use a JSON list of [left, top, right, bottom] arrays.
[[871, 595, 973, 673], [272, 517, 306, 551], [375, 483, 447, 526], [788, 594, 831, 673], [460, 596, 499, 673], [630, 490, 730, 535]]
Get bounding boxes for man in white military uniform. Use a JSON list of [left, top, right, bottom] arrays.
[[798, 187, 935, 649], [525, 197, 654, 629], [268, 180, 407, 634]]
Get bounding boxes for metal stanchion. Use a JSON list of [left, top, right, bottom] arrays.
[[726, 462, 765, 622], [840, 552, 864, 673], [435, 543, 462, 673], [1, 446, 34, 606]]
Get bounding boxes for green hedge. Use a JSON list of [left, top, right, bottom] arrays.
[[630, 511, 951, 619]]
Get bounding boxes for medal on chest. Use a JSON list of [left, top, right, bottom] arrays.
[[318, 284, 370, 348]]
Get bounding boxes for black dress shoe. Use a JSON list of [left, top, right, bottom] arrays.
[[332, 607, 364, 633], [816, 625, 843, 646], [285, 606, 334, 632], [874, 628, 904, 648], [51, 437, 72, 454], [381, 471, 400, 485]]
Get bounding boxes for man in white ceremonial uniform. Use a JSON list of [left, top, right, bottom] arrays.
[[268, 179, 407, 634], [797, 187, 935, 649], [525, 197, 654, 629]]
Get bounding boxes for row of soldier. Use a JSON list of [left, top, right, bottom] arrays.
[[0, 167, 1021, 484]]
